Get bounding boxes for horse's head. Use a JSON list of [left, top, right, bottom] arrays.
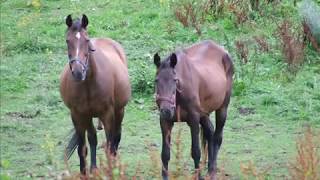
[[65, 14, 94, 81], [154, 53, 179, 121]]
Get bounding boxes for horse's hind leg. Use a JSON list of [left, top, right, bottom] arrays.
[[200, 116, 215, 176], [101, 108, 123, 155], [111, 108, 124, 153], [212, 94, 231, 178], [87, 121, 97, 172]]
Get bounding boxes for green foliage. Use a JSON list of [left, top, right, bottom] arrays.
[[0, 160, 11, 180], [129, 60, 155, 95], [27, 0, 42, 9], [41, 133, 56, 165]]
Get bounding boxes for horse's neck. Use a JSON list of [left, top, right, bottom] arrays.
[[176, 53, 193, 87], [86, 52, 98, 81]]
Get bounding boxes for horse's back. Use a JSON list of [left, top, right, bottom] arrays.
[[183, 40, 231, 112]]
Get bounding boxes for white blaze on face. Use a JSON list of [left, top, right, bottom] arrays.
[[75, 32, 81, 58], [76, 32, 81, 39]]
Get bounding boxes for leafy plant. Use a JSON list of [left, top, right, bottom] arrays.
[[129, 60, 155, 95], [277, 20, 305, 72], [41, 133, 56, 165], [170, 0, 211, 35], [289, 127, 320, 180]]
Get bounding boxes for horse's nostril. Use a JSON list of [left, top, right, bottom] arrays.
[[72, 71, 83, 81], [160, 108, 172, 120]]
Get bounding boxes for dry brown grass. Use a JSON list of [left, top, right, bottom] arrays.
[[58, 126, 320, 179], [277, 20, 305, 71], [235, 40, 249, 64], [240, 161, 271, 180], [289, 126, 320, 180], [61, 151, 128, 180], [254, 36, 269, 52], [228, 1, 248, 26], [173, 0, 211, 35]]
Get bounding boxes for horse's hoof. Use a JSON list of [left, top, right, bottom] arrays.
[[162, 176, 169, 180], [90, 167, 99, 176], [80, 174, 88, 180], [206, 172, 217, 180]]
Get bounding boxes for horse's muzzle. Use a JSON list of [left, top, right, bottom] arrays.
[[160, 107, 174, 120], [69, 58, 88, 81], [72, 70, 86, 81]]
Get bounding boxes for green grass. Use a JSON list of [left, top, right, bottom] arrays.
[[1, 0, 320, 179]]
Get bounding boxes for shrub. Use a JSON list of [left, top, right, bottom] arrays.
[[276, 20, 305, 71], [129, 60, 155, 95], [289, 126, 320, 180], [171, 0, 211, 35]]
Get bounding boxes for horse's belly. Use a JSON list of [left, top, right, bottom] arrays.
[[201, 93, 225, 112], [200, 78, 227, 112], [66, 97, 111, 117]]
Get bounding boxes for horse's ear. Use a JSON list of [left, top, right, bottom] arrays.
[[82, 14, 89, 29], [170, 53, 177, 68], [154, 53, 161, 68], [66, 14, 72, 27]]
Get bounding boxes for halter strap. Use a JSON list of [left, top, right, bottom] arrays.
[[69, 56, 89, 72]]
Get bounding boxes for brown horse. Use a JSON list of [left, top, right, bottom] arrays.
[[153, 40, 233, 180], [60, 14, 131, 174]]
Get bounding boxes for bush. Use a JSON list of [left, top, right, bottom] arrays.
[[277, 20, 305, 71], [170, 0, 211, 35], [129, 60, 155, 95], [289, 126, 320, 180]]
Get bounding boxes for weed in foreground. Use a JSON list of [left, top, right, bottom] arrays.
[[289, 126, 320, 180], [240, 160, 271, 180], [277, 20, 305, 72], [172, 0, 211, 35]]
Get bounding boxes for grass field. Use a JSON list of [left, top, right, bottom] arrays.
[[1, 0, 320, 179]]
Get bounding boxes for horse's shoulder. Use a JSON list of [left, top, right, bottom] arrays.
[[91, 38, 127, 65]]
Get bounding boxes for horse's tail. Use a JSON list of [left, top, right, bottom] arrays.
[[65, 129, 79, 160], [222, 53, 234, 89], [201, 127, 208, 155]]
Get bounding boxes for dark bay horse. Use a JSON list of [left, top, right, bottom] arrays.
[[60, 14, 131, 174], [153, 40, 234, 179]]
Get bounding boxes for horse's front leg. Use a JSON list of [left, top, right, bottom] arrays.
[[71, 113, 89, 175], [187, 113, 201, 179], [160, 119, 173, 180]]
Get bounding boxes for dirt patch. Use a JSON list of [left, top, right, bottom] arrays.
[[238, 107, 255, 116], [6, 110, 40, 119]]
